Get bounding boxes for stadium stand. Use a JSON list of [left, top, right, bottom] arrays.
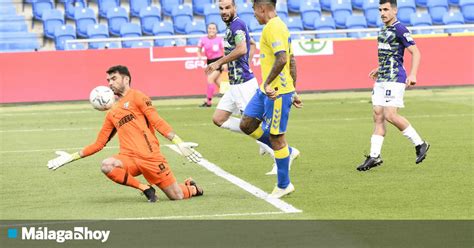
[[120, 22, 142, 48], [74, 7, 97, 38], [193, 0, 213, 15], [300, 0, 322, 29], [87, 23, 109, 49], [65, 0, 86, 20], [130, 0, 151, 17], [427, 0, 449, 24], [107, 6, 129, 36], [152, 20, 175, 47], [459, 0, 474, 23], [331, 0, 353, 28], [314, 15, 347, 37], [172, 4, 193, 34], [185, 20, 206, 45], [410, 12, 434, 33], [42, 9, 64, 40], [139, 6, 162, 35], [98, 0, 120, 19], [398, 0, 417, 25], [54, 24, 76, 50], [0, 0, 471, 52], [345, 14, 370, 38]]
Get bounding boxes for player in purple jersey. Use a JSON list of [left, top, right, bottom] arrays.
[[357, 0, 430, 171], [205, 0, 300, 174]]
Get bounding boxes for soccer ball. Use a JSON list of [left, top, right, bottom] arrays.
[[89, 86, 115, 111]]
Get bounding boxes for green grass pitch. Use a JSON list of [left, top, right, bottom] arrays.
[[0, 87, 472, 220]]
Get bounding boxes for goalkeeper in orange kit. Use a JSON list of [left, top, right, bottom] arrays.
[[47, 65, 203, 202]]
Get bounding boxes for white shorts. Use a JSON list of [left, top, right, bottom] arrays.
[[372, 82, 406, 108], [216, 77, 259, 115]]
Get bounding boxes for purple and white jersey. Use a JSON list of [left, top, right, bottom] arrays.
[[224, 16, 254, 85], [377, 21, 416, 83]]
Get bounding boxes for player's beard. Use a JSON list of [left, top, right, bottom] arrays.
[[221, 12, 234, 24]]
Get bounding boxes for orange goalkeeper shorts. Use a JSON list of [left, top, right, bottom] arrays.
[[113, 154, 177, 189]]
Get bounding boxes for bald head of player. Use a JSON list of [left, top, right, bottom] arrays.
[[252, 0, 277, 25], [219, 0, 237, 24], [379, 0, 398, 26]]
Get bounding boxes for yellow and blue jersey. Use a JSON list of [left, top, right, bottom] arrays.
[[259, 16, 295, 94]]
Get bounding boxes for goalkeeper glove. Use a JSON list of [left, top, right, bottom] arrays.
[[172, 135, 202, 163], [47, 151, 81, 170]]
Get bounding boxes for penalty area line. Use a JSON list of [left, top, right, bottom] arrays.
[[166, 144, 303, 214]]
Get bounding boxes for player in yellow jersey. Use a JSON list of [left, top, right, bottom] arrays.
[[240, 0, 303, 198]]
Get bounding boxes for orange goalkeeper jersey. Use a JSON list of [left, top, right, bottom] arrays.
[[82, 89, 173, 161]]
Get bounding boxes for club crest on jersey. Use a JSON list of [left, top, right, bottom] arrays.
[[123, 101, 129, 109]]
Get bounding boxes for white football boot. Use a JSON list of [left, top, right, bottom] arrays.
[[268, 183, 295, 199]]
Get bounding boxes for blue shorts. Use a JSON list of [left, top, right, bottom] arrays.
[[243, 90, 295, 135]]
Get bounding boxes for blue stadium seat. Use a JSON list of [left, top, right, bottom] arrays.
[[345, 15, 368, 38], [139, 6, 161, 35], [276, 2, 289, 20], [74, 7, 97, 38], [410, 12, 433, 34], [331, 0, 353, 28], [376, 15, 384, 27], [363, 0, 379, 27], [286, 16, 304, 39], [0, 22, 27, 32], [288, 0, 302, 12], [32, 0, 54, 26], [204, 4, 226, 33], [193, 0, 212, 15], [130, 0, 151, 17], [54, 24, 76, 50], [42, 9, 64, 39], [352, 0, 364, 9], [300, 0, 322, 29], [314, 16, 346, 38], [459, 0, 474, 23], [237, 2, 254, 26], [86, 23, 109, 49], [185, 20, 206, 45], [249, 18, 263, 41], [0, 39, 40, 52], [416, 0, 428, 7], [443, 11, 466, 33], [321, 0, 332, 10], [98, 0, 119, 19], [152, 20, 175, 47], [65, 42, 86, 50], [130, 40, 153, 48], [0, 5, 16, 15], [65, 0, 86, 19], [172, 4, 193, 34], [162, 0, 184, 16], [427, 0, 449, 24], [397, 0, 416, 25], [120, 23, 142, 48], [107, 6, 129, 36], [448, 0, 460, 5]]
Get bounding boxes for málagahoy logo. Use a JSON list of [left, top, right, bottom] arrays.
[[21, 227, 110, 243]]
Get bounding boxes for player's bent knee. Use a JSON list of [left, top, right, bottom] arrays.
[[212, 116, 224, 127], [239, 116, 257, 135], [100, 158, 121, 174]]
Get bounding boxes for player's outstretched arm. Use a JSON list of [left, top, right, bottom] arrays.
[[47, 151, 83, 170], [167, 132, 202, 163]]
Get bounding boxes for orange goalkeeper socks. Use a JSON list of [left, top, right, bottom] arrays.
[[106, 167, 148, 191]]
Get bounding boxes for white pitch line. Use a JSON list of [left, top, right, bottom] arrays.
[[117, 211, 288, 220], [0, 211, 290, 227], [166, 145, 302, 214]]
